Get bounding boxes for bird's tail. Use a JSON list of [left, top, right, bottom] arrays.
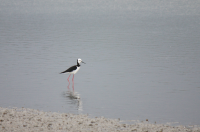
[[60, 69, 68, 74], [60, 71, 66, 74]]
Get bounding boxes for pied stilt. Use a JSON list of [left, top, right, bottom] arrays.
[[60, 58, 86, 81]]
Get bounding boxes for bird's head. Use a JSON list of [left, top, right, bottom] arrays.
[[77, 58, 86, 64]]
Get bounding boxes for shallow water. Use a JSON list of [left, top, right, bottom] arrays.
[[0, 0, 200, 126]]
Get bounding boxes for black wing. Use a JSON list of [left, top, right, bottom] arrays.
[[60, 65, 77, 74]]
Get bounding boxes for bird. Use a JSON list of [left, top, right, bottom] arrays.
[[60, 58, 86, 82]]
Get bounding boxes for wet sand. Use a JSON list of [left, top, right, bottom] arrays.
[[0, 107, 199, 132]]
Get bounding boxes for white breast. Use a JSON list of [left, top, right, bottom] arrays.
[[69, 67, 80, 74]]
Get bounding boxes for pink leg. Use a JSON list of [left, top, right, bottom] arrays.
[[67, 80, 70, 90], [72, 74, 74, 82], [67, 74, 71, 90], [72, 75, 74, 92], [72, 81, 74, 92], [67, 74, 71, 81]]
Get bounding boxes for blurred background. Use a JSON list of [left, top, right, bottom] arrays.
[[0, 0, 200, 126]]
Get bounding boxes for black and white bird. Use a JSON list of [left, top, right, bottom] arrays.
[[60, 58, 86, 81]]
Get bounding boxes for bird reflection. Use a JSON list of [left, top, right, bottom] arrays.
[[63, 90, 83, 112], [63, 80, 83, 112], [67, 77, 75, 92]]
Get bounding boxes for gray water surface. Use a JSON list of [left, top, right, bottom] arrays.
[[0, 0, 200, 126]]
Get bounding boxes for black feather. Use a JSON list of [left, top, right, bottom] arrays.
[[60, 65, 77, 74]]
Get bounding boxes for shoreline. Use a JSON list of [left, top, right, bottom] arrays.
[[0, 107, 200, 132]]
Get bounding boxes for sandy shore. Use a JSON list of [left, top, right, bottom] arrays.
[[0, 107, 200, 132]]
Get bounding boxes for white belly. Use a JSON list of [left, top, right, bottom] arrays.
[[68, 67, 80, 74]]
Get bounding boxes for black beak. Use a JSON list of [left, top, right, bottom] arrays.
[[82, 61, 86, 64]]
